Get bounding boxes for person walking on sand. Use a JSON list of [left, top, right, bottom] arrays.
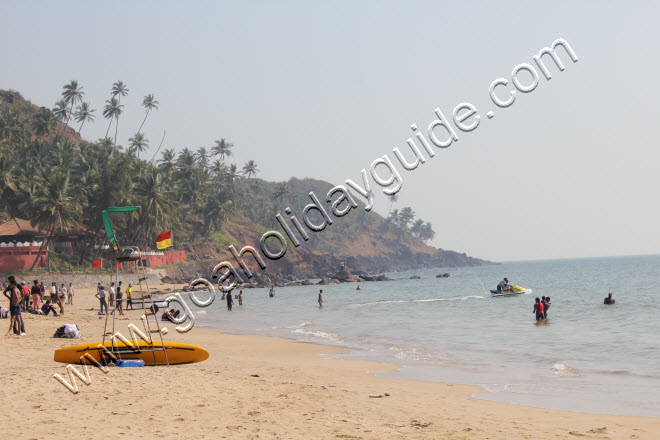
[[116, 282, 124, 315], [125, 283, 133, 310], [96, 286, 108, 315], [31, 280, 41, 311], [4, 277, 24, 336], [109, 282, 115, 307], [39, 281, 45, 302], [533, 297, 545, 321], [238, 290, 243, 306], [49, 282, 57, 301], [318, 289, 323, 308], [55, 284, 65, 315], [21, 282, 30, 311], [66, 283, 74, 305], [226, 291, 233, 311]]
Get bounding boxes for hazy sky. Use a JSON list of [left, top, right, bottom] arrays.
[[2, 1, 659, 261]]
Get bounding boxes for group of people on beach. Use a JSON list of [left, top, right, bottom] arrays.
[[2, 276, 76, 336], [95, 281, 133, 315]]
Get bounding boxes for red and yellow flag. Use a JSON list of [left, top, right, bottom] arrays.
[[156, 231, 172, 249]]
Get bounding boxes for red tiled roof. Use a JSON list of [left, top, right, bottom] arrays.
[[0, 218, 44, 236]]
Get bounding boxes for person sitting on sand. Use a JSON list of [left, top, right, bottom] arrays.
[[497, 278, 512, 293], [604, 292, 615, 305], [42, 300, 58, 317], [161, 309, 180, 322], [533, 297, 545, 321]]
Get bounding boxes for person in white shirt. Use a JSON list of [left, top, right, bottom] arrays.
[[496, 278, 511, 293], [66, 283, 74, 305], [109, 282, 115, 307], [50, 282, 57, 301]]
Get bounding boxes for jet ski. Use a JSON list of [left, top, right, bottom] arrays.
[[490, 285, 532, 297]]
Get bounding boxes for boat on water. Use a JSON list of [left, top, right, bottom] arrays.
[[490, 285, 533, 297]]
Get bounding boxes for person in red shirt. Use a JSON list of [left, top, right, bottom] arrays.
[[533, 297, 545, 321]]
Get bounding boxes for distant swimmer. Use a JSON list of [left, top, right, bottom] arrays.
[[497, 278, 512, 293], [269, 286, 275, 298], [604, 292, 615, 305], [533, 297, 545, 321], [356, 285, 361, 291], [318, 289, 323, 308]]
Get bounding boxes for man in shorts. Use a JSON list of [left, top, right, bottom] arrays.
[[4, 276, 25, 336], [31, 280, 41, 311]]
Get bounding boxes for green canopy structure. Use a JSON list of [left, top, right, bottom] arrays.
[[101, 206, 141, 258]]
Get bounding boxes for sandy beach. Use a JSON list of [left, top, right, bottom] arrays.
[[0, 283, 658, 440]]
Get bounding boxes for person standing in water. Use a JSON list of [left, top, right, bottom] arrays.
[[226, 291, 233, 311], [269, 285, 275, 298], [318, 289, 323, 308], [543, 296, 551, 319], [604, 292, 615, 304], [533, 297, 545, 321], [238, 290, 243, 306]]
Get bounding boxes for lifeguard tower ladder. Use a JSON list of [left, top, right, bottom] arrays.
[[101, 206, 169, 366]]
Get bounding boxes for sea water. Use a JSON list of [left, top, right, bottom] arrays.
[[197, 254, 660, 416]]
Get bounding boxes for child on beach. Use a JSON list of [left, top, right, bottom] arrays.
[[533, 297, 545, 321]]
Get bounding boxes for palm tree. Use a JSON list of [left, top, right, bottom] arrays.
[[175, 148, 197, 177], [210, 159, 226, 179], [203, 194, 232, 232], [110, 81, 128, 147], [195, 147, 210, 168], [211, 138, 233, 161], [272, 182, 291, 206], [23, 171, 83, 270], [103, 97, 123, 143], [52, 99, 72, 126], [421, 222, 436, 243], [387, 193, 399, 215], [138, 94, 159, 134], [398, 207, 415, 230], [242, 160, 258, 178], [135, 168, 177, 242], [74, 102, 95, 134], [31, 107, 57, 138], [128, 132, 149, 158], [411, 219, 424, 238], [158, 148, 176, 175], [224, 163, 241, 188], [62, 80, 84, 121]]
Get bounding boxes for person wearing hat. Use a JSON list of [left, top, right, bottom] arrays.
[[125, 283, 133, 310], [496, 277, 512, 293]]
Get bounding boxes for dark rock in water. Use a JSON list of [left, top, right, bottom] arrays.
[[317, 278, 331, 285], [301, 279, 313, 286], [361, 275, 377, 282], [375, 275, 393, 281], [285, 281, 302, 287], [435, 273, 451, 278], [331, 269, 361, 283], [410, 275, 421, 279]]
